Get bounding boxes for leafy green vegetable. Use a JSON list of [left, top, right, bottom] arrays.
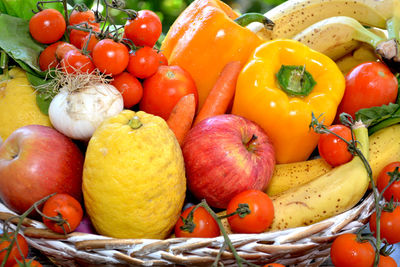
[[36, 93, 52, 115], [355, 74, 400, 135], [0, 14, 45, 76], [0, 0, 63, 20]]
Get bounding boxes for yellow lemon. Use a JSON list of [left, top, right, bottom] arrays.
[[83, 110, 186, 239], [0, 67, 52, 141]]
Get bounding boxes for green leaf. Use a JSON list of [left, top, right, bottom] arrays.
[[26, 72, 49, 86], [0, 0, 63, 20], [355, 103, 400, 135], [355, 103, 400, 126], [0, 14, 45, 76], [36, 93, 52, 115]]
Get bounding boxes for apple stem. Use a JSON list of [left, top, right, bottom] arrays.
[[244, 134, 258, 152], [1, 193, 56, 267]]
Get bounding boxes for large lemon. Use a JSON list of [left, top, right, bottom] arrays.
[[83, 110, 186, 239], [0, 67, 52, 141]]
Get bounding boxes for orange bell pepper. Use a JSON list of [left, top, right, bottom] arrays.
[[161, 0, 265, 110], [231, 39, 345, 164]]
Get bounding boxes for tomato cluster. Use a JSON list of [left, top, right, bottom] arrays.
[[31, 7, 197, 116], [174, 190, 274, 238]]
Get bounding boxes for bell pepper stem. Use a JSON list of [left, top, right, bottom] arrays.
[[276, 65, 316, 96], [234, 13, 274, 30]]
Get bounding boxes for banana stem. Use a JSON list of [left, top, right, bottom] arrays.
[[353, 26, 385, 48]]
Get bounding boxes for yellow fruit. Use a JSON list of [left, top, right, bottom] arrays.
[[82, 110, 186, 239], [0, 67, 52, 141]]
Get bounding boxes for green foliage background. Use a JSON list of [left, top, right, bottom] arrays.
[[73, 0, 285, 34]]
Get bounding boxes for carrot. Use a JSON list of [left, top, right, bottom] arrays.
[[193, 61, 242, 126], [167, 93, 196, 146]]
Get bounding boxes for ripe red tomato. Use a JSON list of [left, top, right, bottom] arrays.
[[42, 193, 83, 234], [378, 254, 397, 267], [111, 72, 143, 108], [69, 26, 99, 50], [330, 233, 374, 267], [0, 233, 29, 267], [369, 205, 400, 244], [124, 10, 162, 47], [92, 39, 129, 76], [157, 51, 168, 66], [174, 205, 220, 238], [39, 41, 64, 71], [336, 61, 398, 121], [127, 47, 160, 79], [55, 42, 78, 61], [61, 50, 95, 74], [11, 259, 43, 267], [318, 124, 353, 167], [263, 264, 285, 267], [377, 162, 400, 202], [80, 33, 99, 55], [69, 9, 99, 28], [29, 9, 66, 44], [226, 190, 274, 234], [140, 65, 198, 120]]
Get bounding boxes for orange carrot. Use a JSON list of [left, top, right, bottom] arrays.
[[193, 61, 242, 126], [167, 93, 196, 146]]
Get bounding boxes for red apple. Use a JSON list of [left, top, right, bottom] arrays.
[[0, 125, 84, 215], [182, 114, 276, 209]]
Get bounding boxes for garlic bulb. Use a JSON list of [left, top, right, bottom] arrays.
[[49, 83, 123, 141]]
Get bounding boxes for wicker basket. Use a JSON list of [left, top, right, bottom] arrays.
[[0, 192, 375, 267]]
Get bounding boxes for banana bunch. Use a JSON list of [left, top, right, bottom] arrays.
[[247, 0, 393, 61], [264, 124, 400, 231]]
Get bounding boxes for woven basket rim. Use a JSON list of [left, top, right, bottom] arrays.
[[0, 192, 375, 266]]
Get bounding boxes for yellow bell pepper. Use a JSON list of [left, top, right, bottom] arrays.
[[231, 39, 345, 164], [161, 0, 266, 110]]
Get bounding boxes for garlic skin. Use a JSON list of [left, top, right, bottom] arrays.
[[49, 83, 124, 141]]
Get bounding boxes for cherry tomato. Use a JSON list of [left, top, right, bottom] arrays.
[[29, 9, 66, 44], [157, 51, 168, 66], [61, 50, 95, 74], [111, 72, 143, 108], [127, 47, 160, 79], [11, 259, 43, 267], [318, 124, 353, 167], [226, 190, 274, 234], [336, 61, 398, 121], [69, 26, 99, 50], [80, 32, 99, 55], [140, 65, 198, 120], [42, 193, 83, 234], [174, 205, 220, 238], [55, 42, 78, 61], [369, 205, 400, 244], [124, 10, 162, 47], [330, 233, 374, 267], [69, 9, 99, 28], [92, 39, 129, 76], [0, 233, 29, 267], [38, 41, 63, 71], [377, 162, 400, 202], [378, 254, 397, 267], [263, 264, 285, 267]]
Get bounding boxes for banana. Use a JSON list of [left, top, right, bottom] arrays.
[[247, 0, 393, 40], [335, 43, 380, 74], [268, 122, 370, 231], [292, 16, 385, 61], [266, 158, 332, 197], [268, 123, 400, 231]]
